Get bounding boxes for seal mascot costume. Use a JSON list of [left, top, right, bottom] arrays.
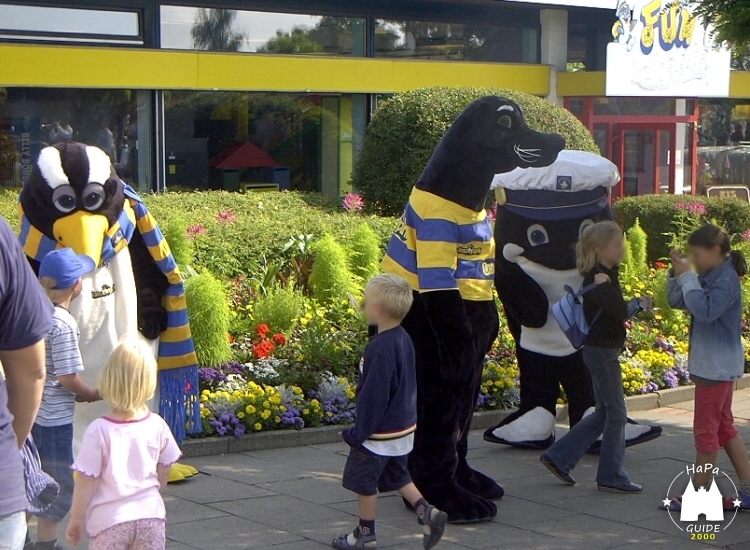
[[483, 150, 661, 450], [381, 97, 565, 523], [18, 142, 199, 480]]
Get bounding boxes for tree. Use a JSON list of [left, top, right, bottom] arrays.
[[257, 28, 323, 54], [694, 0, 750, 49], [190, 8, 247, 52]]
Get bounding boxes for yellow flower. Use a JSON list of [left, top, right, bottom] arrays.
[[274, 416, 281, 423], [245, 405, 256, 414], [254, 423, 262, 431], [237, 412, 245, 419], [261, 410, 271, 420], [263, 401, 271, 409]]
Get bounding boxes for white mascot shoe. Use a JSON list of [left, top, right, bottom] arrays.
[[581, 407, 663, 453], [483, 407, 556, 449]]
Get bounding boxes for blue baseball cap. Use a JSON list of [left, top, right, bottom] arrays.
[[39, 248, 96, 289]]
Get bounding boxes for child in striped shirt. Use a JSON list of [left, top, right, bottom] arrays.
[[30, 249, 100, 550]]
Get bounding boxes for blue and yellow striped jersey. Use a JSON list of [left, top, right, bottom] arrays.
[[381, 188, 495, 301]]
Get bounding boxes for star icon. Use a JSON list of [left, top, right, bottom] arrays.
[[733, 498, 742, 508], [662, 498, 673, 508]]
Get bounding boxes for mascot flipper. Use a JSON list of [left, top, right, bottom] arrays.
[[382, 97, 564, 523], [19, 142, 200, 480], [483, 150, 661, 450]]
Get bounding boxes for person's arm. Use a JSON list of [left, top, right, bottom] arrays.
[[57, 374, 100, 402], [156, 417, 182, 491], [65, 474, 97, 546], [157, 465, 171, 492], [679, 273, 735, 322], [586, 279, 629, 321], [0, 341, 45, 447], [342, 350, 393, 447], [666, 270, 687, 309]]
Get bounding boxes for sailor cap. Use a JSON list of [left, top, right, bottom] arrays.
[[491, 150, 621, 221]]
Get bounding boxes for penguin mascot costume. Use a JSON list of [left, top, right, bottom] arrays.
[[483, 150, 661, 450], [381, 97, 565, 523], [18, 142, 199, 480]]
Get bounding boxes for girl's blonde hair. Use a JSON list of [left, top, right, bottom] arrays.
[[39, 276, 76, 304], [99, 339, 157, 414], [576, 221, 623, 275]]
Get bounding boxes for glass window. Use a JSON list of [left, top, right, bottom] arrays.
[[594, 98, 673, 116], [374, 20, 537, 63], [0, 88, 153, 192], [0, 4, 141, 44], [163, 91, 365, 195], [160, 6, 365, 56]]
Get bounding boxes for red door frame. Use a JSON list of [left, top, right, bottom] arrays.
[[614, 123, 675, 199]]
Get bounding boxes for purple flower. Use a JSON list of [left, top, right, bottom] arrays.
[[222, 361, 246, 376], [674, 202, 707, 216], [742, 229, 750, 242], [217, 210, 237, 225], [198, 368, 227, 388], [186, 223, 207, 239], [342, 193, 364, 212]]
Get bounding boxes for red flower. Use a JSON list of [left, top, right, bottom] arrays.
[[273, 333, 287, 345], [654, 261, 667, 270], [256, 324, 271, 339], [253, 340, 276, 359]]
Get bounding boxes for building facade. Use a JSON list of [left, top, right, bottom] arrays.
[[0, 0, 748, 197]]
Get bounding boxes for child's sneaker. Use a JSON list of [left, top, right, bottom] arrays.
[[738, 489, 750, 511], [332, 528, 377, 549], [418, 505, 448, 550]]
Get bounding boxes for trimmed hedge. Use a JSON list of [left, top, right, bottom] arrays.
[[353, 86, 600, 216], [615, 195, 750, 261], [0, 190, 397, 279]]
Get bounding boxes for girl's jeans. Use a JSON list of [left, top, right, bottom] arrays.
[[546, 346, 630, 486], [0, 511, 26, 550]]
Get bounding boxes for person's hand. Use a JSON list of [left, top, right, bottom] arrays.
[[638, 296, 653, 312], [594, 273, 610, 285], [66, 518, 85, 546], [77, 388, 101, 403], [670, 249, 690, 276]]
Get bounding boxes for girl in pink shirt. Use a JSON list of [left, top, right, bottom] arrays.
[[65, 340, 181, 550]]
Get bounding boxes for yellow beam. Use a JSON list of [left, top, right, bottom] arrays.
[[558, 70, 750, 98], [0, 43, 550, 95]]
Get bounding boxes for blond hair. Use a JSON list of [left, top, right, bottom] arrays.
[[365, 274, 414, 321], [39, 276, 76, 304], [99, 339, 157, 414], [576, 221, 623, 275]]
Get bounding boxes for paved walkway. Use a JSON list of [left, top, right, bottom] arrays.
[[164, 391, 750, 550]]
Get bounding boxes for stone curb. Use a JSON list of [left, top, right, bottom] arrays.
[[182, 374, 750, 459]]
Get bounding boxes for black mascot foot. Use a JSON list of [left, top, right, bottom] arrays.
[[457, 466, 505, 500], [587, 418, 663, 453], [407, 483, 497, 524]]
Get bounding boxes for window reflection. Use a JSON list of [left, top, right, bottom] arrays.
[[0, 88, 152, 191], [160, 6, 365, 56], [374, 20, 537, 63], [164, 91, 365, 194]]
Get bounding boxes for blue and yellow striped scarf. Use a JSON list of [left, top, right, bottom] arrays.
[[18, 185, 199, 442]]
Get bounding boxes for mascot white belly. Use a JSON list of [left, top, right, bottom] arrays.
[[71, 248, 159, 446]]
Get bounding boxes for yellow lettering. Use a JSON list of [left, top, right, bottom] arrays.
[[658, 2, 680, 50], [639, 0, 661, 54]]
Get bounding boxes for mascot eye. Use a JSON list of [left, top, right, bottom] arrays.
[[82, 183, 105, 211], [497, 115, 512, 129], [579, 219, 595, 237], [51, 185, 77, 214], [527, 224, 549, 247]]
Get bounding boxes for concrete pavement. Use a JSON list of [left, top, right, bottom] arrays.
[[163, 390, 750, 550]]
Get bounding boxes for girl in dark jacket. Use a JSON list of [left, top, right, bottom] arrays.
[[541, 221, 650, 493]]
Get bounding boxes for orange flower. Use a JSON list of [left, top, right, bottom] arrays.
[[253, 340, 276, 359], [273, 333, 287, 345], [256, 324, 271, 339]]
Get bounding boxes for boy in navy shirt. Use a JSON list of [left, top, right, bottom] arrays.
[[333, 274, 447, 550]]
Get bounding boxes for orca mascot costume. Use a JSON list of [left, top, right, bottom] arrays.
[[381, 97, 564, 523], [483, 150, 662, 450], [19, 142, 200, 479]]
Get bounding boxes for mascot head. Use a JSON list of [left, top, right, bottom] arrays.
[[492, 150, 620, 272], [418, 96, 565, 212], [20, 141, 125, 268]]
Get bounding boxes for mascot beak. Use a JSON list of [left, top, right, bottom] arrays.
[[52, 211, 109, 268]]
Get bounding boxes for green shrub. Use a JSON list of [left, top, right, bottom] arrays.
[[309, 235, 352, 304], [627, 219, 648, 275], [620, 234, 635, 281], [252, 285, 302, 334], [353, 86, 600, 216], [185, 271, 232, 367], [615, 195, 750, 261], [347, 223, 382, 284], [0, 190, 396, 279], [160, 217, 194, 267]]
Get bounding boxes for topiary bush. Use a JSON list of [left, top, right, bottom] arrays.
[[627, 218, 648, 275], [352, 86, 600, 216], [185, 271, 232, 367], [347, 223, 382, 283], [160, 217, 194, 268], [615, 195, 750, 261], [309, 235, 352, 304], [252, 284, 303, 334]]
